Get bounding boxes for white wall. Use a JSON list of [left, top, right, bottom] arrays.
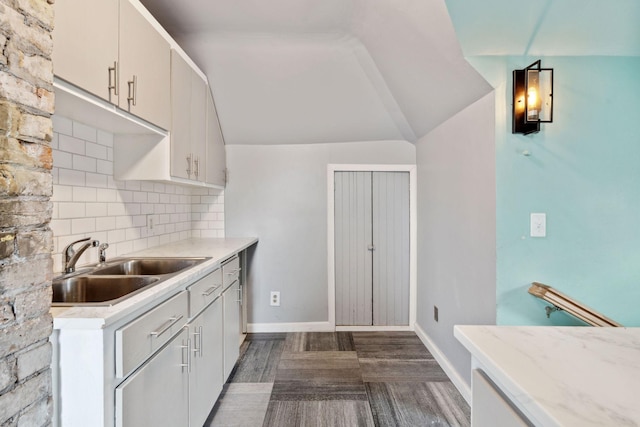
[[225, 141, 415, 327], [415, 92, 496, 387], [50, 116, 225, 273]]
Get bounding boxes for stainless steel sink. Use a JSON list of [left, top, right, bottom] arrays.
[[52, 257, 210, 306], [52, 276, 159, 306], [90, 258, 206, 276]]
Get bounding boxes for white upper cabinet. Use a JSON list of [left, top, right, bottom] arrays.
[[170, 51, 206, 181], [54, 0, 225, 190], [206, 89, 227, 186], [53, 0, 170, 130], [119, 0, 170, 130], [52, 0, 119, 104], [170, 51, 192, 180]]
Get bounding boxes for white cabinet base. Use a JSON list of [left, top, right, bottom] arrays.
[[472, 370, 532, 427], [115, 329, 189, 427]]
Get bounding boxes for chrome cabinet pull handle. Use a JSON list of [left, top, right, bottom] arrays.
[[193, 157, 199, 179], [202, 285, 220, 297], [226, 268, 241, 276], [150, 314, 183, 338], [198, 326, 203, 357], [186, 155, 192, 178], [127, 75, 137, 109], [180, 337, 191, 372], [108, 61, 118, 99], [192, 328, 201, 356], [236, 286, 242, 304]]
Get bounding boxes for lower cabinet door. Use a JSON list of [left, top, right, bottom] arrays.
[[471, 369, 531, 427], [115, 329, 189, 427], [189, 298, 224, 427], [222, 281, 241, 381]]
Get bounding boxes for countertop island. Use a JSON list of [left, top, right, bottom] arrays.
[[454, 325, 640, 426]]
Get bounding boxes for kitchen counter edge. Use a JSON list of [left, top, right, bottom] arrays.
[[51, 237, 258, 329]]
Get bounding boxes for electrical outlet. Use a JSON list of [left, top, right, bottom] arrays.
[[147, 214, 158, 235], [434, 306, 439, 322], [270, 291, 280, 307]]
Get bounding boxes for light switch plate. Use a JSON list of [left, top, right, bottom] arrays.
[[530, 213, 546, 237]]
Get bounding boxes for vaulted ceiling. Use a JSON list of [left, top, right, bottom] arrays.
[[140, 0, 491, 145], [140, 0, 639, 145]]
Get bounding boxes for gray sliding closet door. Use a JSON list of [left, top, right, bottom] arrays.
[[372, 172, 410, 326], [335, 172, 373, 326], [334, 171, 409, 326]]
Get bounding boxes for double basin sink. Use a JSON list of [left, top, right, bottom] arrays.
[[52, 258, 209, 306]]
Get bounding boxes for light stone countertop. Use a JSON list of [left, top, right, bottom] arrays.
[[51, 237, 258, 329], [454, 325, 640, 426]]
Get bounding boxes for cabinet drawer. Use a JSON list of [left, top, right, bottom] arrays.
[[222, 256, 240, 290], [188, 269, 222, 317], [116, 291, 188, 378]]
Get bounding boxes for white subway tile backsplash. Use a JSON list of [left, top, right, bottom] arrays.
[[50, 219, 71, 236], [86, 142, 107, 160], [58, 168, 85, 186], [147, 192, 160, 204], [86, 203, 108, 217], [132, 215, 146, 227], [140, 204, 154, 215], [52, 185, 73, 202], [86, 172, 108, 188], [51, 117, 225, 273], [125, 181, 140, 191], [125, 227, 141, 241], [72, 218, 96, 234], [73, 121, 97, 142], [126, 204, 141, 216], [72, 187, 97, 202], [107, 203, 126, 217], [140, 182, 154, 192], [72, 154, 97, 172], [107, 229, 126, 243], [53, 150, 73, 169], [96, 160, 112, 176], [58, 202, 86, 219], [59, 134, 85, 155], [53, 115, 73, 135], [96, 217, 116, 231], [96, 188, 117, 202], [133, 192, 147, 203]]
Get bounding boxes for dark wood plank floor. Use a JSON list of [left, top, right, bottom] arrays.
[[204, 332, 470, 427]]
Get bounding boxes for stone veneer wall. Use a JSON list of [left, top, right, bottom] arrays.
[[0, 0, 55, 425]]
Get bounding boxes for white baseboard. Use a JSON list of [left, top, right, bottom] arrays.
[[414, 322, 471, 404], [247, 321, 333, 333], [336, 325, 413, 332]]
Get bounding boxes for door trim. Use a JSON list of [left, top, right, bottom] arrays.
[[327, 164, 417, 331]]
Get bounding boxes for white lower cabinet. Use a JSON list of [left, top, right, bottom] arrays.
[[222, 280, 241, 381], [471, 369, 531, 426], [115, 328, 189, 427], [52, 257, 248, 427], [188, 298, 224, 427]]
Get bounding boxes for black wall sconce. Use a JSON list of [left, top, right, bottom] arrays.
[[512, 60, 553, 134]]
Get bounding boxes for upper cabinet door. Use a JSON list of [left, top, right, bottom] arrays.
[[206, 90, 227, 186], [52, 0, 119, 104], [190, 74, 207, 182], [170, 51, 192, 180], [118, 0, 171, 130]]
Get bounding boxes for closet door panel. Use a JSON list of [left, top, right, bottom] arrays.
[[372, 172, 410, 326], [335, 171, 373, 326]]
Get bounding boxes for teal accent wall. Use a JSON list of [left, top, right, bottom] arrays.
[[470, 56, 640, 326]]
